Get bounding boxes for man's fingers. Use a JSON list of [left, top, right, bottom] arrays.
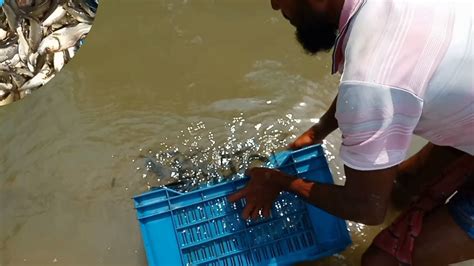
[[288, 138, 307, 150], [251, 206, 263, 220], [288, 133, 323, 151], [241, 202, 256, 220], [287, 142, 297, 150], [262, 206, 272, 218], [227, 189, 245, 203], [244, 167, 257, 177], [245, 167, 267, 177]]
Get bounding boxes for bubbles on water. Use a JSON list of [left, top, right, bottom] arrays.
[[190, 35, 203, 45], [348, 222, 366, 235], [332, 253, 347, 263], [132, 113, 306, 192]]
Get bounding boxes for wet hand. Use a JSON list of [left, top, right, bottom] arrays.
[[288, 125, 323, 150], [227, 167, 286, 220]]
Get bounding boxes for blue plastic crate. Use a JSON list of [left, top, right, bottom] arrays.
[[133, 144, 352, 266]]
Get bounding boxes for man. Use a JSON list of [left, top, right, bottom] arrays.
[[228, 0, 473, 265]]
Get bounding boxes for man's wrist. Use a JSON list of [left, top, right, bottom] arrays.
[[274, 171, 298, 191], [317, 114, 338, 137], [274, 171, 316, 202]]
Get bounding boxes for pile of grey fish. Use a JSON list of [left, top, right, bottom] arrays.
[[0, 0, 98, 106]]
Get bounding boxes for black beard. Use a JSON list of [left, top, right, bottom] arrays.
[[295, 11, 338, 55]]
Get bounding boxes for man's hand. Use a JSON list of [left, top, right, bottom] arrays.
[[227, 167, 292, 220], [289, 95, 340, 150], [288, 124, 323, 150]]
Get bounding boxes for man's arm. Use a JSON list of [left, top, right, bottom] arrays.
[[318, 94, 339, 136], [287, 94, 396, 224], [289, 95, 339, 149], [277, 165, 397, 225], [230, 164, 398, 225]]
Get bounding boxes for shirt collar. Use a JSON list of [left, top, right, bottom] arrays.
[[332, 0, 366, 74]]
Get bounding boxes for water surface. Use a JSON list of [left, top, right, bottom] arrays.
[[0, 1, 426, 265]]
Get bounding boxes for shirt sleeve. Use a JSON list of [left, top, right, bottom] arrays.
[[335, 81, 423, 171]]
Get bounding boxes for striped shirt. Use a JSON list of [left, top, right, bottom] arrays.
[[332, 0, 473, 170]]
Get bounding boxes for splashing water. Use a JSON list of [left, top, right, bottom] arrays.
[[134, 114, 301, 192]]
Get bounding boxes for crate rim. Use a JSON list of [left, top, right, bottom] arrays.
[[133, 144, 325, 201]]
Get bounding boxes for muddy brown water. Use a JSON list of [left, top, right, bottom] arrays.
[[0, 1, 427, 265]]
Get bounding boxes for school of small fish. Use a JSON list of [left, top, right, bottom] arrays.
[[0, 0, 98, 106], [136, 118, 296, 193], [143, 146, 273, 193]]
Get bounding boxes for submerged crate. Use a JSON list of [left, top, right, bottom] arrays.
[[133, 144, 351, 266]]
